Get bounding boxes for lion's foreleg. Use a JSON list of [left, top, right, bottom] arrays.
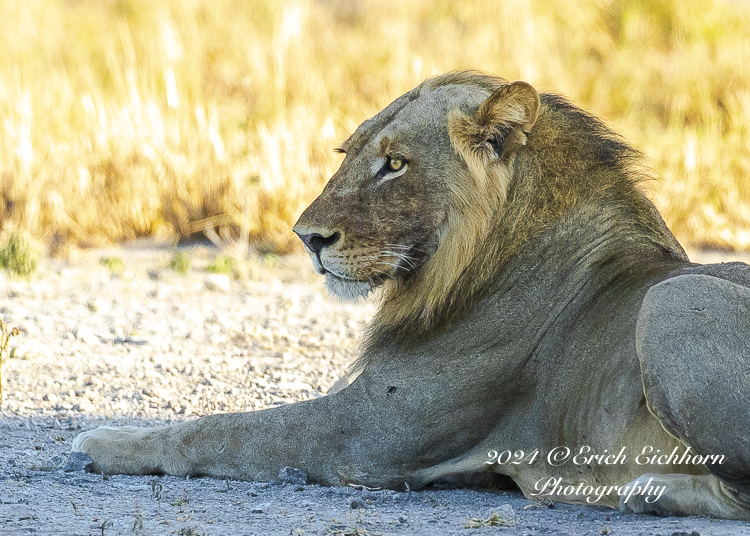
[[72, 385, 449, 487], [73, 397, 362, 482]]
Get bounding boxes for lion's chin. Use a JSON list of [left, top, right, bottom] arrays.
[[324, 273, 373, 301]]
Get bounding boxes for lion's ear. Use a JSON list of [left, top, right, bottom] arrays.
[[476, 81, 539, 136], [449, 81, 540, 162]]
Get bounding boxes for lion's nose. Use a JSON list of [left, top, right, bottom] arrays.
[[294, 229, 340, 255]]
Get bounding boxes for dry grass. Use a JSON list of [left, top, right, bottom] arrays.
[[0, 319, 20, 403], [1, 0, 749, 254]]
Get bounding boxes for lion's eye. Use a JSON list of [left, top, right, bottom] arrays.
[[387, 157, 405, 172], [375, 156, 408, 183]]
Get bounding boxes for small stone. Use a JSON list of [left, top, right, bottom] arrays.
[[350, 499, 367, 509], [398, 516, 407, 523], [18, 322, 39, 337], [277, 381, 313, 392], [64, 452, 93, 472], [123, 336, 149, 346], [250, 502, 270, 514], [489, 504, 516, 525], [43, 393, 58, 403], [205, 274, 231, 293], [76, 399, 94, 412], [278, 466, 307, 485], [74, 326, 99, 345], [85, 377, 104, 388], [86, 299, 108, 313]]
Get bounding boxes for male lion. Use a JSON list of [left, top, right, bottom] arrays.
[[73, 71, 750, 520]]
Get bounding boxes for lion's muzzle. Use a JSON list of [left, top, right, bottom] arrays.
[[293, 224, 341, 275]]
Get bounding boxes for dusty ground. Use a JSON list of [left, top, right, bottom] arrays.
[[1, 243, 749, 535]]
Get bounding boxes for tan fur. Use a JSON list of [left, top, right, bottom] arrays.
[[371, 77, 542, 338], [72, 72, 750, 521], [368, 74, 683, 341]]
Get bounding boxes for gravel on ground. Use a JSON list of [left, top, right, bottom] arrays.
[[1, 243, 749, 535]]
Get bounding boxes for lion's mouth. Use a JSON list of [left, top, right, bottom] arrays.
[[324, 268, 366, 283], [323, 269, 374, 301]]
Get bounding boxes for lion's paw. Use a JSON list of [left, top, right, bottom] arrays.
[[72, 426, 137, 451], [71, 426, 155, 475], [620, 473, 750, 520], [618, 473, 673, 516]]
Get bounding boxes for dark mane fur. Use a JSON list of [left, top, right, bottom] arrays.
[[369, 76, 686, 345]]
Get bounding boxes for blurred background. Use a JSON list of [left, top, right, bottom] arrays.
[[1, 0, 749, 257]]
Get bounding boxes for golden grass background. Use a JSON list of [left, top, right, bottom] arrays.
[[1, 0, 749, 254]]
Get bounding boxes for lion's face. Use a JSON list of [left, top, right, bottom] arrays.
[[294, 75, 539, 301]]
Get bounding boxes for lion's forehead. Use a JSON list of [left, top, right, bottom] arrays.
[[345, 84, 491, 155]]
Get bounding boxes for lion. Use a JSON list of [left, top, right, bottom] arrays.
[[72, 71, 750, 520]]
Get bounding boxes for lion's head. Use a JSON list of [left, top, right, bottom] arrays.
[[294, 71, 685, 340]]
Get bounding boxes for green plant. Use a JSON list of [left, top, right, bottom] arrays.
[[206, 254, 233, 275], [100, 256, 125, 276], [151, 477, 163, 501], [170, 489, 190, 507], [132, 508, 144, 535], [464, 511, 516, 528], [263, 254, 279, 270], [0, 233, 39, 278], [0, 319, 19, 403], [98, 520, 113, 536], [170, 250, 191, 275]]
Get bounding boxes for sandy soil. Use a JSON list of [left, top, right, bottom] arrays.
[[1, 244, 749, 535]]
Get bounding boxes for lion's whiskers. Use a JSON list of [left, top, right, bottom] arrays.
[[386, 243, 428, 254], [381, 250, 418, 272]]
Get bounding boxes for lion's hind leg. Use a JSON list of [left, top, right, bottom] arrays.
[[630, 273, 750, 520], [618, 473, 750, 519]]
